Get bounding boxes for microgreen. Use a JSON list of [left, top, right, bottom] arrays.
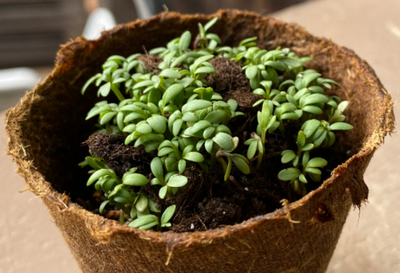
[[80, 17, 352, 230]]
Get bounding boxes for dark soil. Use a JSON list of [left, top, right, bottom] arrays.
[[206, 58, 263, 109], [82, 57, 348, 232]]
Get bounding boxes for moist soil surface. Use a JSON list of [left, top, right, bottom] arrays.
[[82, 56, 348, 232]]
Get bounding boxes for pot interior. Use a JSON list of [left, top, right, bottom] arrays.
[[17, 12, 375, 204]]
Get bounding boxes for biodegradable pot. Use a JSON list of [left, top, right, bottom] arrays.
[[6, 10, 394, 273]]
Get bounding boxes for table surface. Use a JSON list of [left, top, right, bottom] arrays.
[[1, 0, 399, 272]]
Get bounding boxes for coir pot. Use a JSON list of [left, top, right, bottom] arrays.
[[5, 10, 394, 273]]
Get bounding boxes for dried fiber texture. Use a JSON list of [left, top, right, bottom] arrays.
[[5, 10, 395, 273]]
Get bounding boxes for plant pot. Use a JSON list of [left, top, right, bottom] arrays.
[[5, 10, 394, 273]]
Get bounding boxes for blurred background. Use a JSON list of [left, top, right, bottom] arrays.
[[1, 0, 399, 272], [0, 0, 310, 112]]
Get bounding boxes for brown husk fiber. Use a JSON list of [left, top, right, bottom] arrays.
[[5, 10, 395, 273]]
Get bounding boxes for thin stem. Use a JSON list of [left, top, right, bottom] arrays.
[[111, 83, 125, 102], [256, 130, 266, 170], [256, 151, 263, 169]]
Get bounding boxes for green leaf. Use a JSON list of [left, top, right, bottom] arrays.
[[86, 104, 111, 120], [124, 112, 146, 123], [123, 124, 136, 133], [129, 214, 159, 229], [167, 174, 188, 188], [133, 80, 154, 90], [195, 67, 215, 74], [160, 69, 181, 79], [82, 73, 101, 94], [159, 185, 168, 199], [171, 54, 188, 68], [302, 72, 321, 87], [182, 112, 197, 122], [212, 132, 234, 151], [338, 101, 349, 113], [204, 17, 218, 31], [151, 157, 164, 180], [99, 200, 110, 214], [247, 140, 258, 159], [278, 168, 301, 181], [245, 65, 258, 79], [299, 174, 308, 184], [191, 120, 212, 135], [329, 122, 353, 130], [184, 152, 204, 163], [301, 143, 314, 152], [123, 173, 148, 186], [85, 156, 104, 169], [135, 194, 149, 212], [100, 111, 116, 125], [304, 94, 329, 105], [305, 167, 322, 175], [297, 131, 306, 148], [147, 115, 166, 134], [224, 158, 232, 181], [183, 100, 212, 112], [162, 83, 184, 105], [205, 33, 221, 43], [192, 55, 214, 70], [172, 119, 184, 136], [302, 151, 310, 167], [239, 36, 257, 46], [158, 147, 174, 157], [205, 139, 214, 154], [161, 205, 176, 225], [136, 123, 152, 135], [302, 119, 320, 138], [178, 159, 186, 173], [130, 206, 138, 219], [281, 150, 296, 164], [203, 126, 216, 139], [179, 31, 191, 51], [87, 169, 113, 186], [101, 178, 117, 193], [307, 157, 328, 168], [231, 155, 250, 174], [99, 82, 111, 97], [182, 145, 194, 156], [302, 105, 323, 115]]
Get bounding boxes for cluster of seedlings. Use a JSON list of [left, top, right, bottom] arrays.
[[80, 18, 352, 231]]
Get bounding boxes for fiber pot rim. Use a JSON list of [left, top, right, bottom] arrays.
[[5, 10, 394, 246]]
